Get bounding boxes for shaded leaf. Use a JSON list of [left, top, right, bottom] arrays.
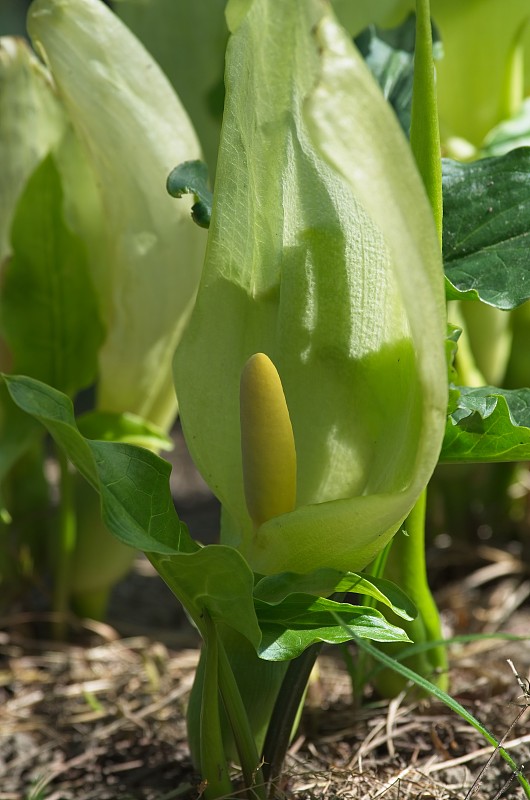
[[443, 150, 530, 309], [0, 37, 66, 264], [28, 0, 205, 429], [355, 14, 441, 136], [0, 384, 41, 518], [167, 160, 213, 228]]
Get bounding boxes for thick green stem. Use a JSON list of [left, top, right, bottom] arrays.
[[375, 490, 448, 696], [217, 638, 266, 799], [261, 642, 321, 793], [410, 0, 442, 245], [396, 492, 446, 656], [200, 612, 233, 799], [52, 447, 76, 639]]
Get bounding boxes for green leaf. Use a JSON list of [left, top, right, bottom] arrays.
[[355, 14, 442, 137], [354, 18, 415, 135], [3, 373, 196, 554], [77, 410, 173, 451], [0, 154, 104, 395], [254, 567, 346, 603], [254, 568, 416, 621], [441, 384, 530, 463], [346, 574, 416, 621], [150, 545, 261, 644], [167, 160, 213, 229], [256, 595, 410, 661], [442, 149, 530, 309]]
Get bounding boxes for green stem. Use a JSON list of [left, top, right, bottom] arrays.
[[399, 491, 446, 662], [200, 611, 233, 800], [375, 490, 448, 697], [261, 642, 321, 793], [217, 638, 266, 799], [410, 0, 442, 245], [52, 447, 76, 639]]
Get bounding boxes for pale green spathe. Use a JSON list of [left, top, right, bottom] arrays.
[[174, 0, 447, 575], [0, 37, 66, 375], [28, 0, 206, 430], [0, 37, 65, 267]]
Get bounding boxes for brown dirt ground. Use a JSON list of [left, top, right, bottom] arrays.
[[1, 435, 530, 800]]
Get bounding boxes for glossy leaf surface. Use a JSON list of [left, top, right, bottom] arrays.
[[256, 595, 410, 660], [443, 150, 530, 309], [254, 568, 416, 621]]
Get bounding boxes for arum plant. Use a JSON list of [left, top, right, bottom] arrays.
[[7, 1, 530, 796], [3, 0, 449, 792], [176, 0, 448, 783], [0, 0, 205, 621]]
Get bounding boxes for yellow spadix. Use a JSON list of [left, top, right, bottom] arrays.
[[240, 353, 297, 528]]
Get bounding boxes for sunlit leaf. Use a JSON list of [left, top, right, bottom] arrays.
[[441, 384, 530, 462], [256, 595, 410, 660], [3, 374, 195, 554], [254, 568, 416, 621], [77, 410, 173, 451], [443, 149, 530, 309]]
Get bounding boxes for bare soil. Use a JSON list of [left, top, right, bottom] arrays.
[[1, 435, 530, 800]]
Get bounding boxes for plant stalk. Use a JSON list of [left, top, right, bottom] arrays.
[[261, 642, 321, 794], [200, 611, 233, 799], [217, 636, 266, 799], [374, 490, 448, 697], [410, 0, 442, 245]]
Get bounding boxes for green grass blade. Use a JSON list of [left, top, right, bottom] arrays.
[[345, 627, 530, 797]]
